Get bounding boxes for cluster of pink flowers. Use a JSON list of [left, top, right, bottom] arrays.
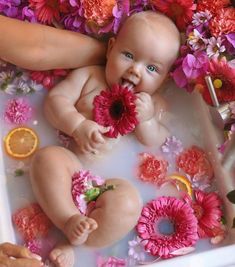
[[135, 192, 224, 261]]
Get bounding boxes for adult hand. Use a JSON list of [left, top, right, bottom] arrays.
[[0, 242, 43, 267]]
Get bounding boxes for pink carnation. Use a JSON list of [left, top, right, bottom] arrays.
[[4, 98, 32, 125], [137, 153, 168, 186], [176, 145, 213, 182]]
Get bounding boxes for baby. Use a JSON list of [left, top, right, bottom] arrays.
[[30, 11, 180, 267]]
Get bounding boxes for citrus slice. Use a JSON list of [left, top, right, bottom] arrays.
[[4, 127, 39, 159], [168, 173, 193, 197]]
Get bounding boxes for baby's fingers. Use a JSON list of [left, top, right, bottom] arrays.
[[91, 131, 105, 144]]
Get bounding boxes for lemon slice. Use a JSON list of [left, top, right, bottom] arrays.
[[4, 127, 39, 159], [168, 173, 193, 197]]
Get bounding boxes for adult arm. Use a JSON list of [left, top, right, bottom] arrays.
[[0, 15, 106, 70]]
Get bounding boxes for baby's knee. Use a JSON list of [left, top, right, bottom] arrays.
[[85, 178, 142, 247]]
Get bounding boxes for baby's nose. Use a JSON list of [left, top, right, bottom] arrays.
[[128, 65, 141, 79]]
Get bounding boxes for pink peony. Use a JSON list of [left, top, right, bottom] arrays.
[[184, 190, 223, 238], [137, 153, 168, 186], [176, 145, 213, 182], [93, 84, 138, 138], [136, 196, 198, 259]]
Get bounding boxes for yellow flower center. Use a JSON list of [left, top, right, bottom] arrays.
[[213, 79, 223, 89]]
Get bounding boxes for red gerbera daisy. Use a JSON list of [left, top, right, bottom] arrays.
[[137, 153, 168, 186], [136, 196, 198, 259], [199, 59, 235, 105], [184, 190, 223, 238], [209, 8, 235, 37], [150, 0, 195, 31], [29, 0, 69, 24], [93, 84, 138, 138]]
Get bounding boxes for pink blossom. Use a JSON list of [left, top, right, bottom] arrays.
[[128, 236, 146, 264], [161, 136, 183, 156], [97, 256, 126, 267], [4, 98, 32, 124], [136, 196, 198, 259]]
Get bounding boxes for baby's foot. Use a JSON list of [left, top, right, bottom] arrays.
[[49, 243, 74, 267], [64, 214, 97, 245]]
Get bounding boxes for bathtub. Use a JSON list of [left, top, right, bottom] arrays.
[[1, 81, 235, 267]]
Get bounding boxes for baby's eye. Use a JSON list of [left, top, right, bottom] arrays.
[[147, 65, 157, 72], [123, 52, 133, 59]]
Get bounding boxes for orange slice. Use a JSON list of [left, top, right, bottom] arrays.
[[168, 173, 193, 197], [4, 127, 39, 159]]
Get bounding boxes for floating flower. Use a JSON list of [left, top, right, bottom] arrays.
[[4, 98, 32, 125], [161, 136, 183, 156], [184, 190, 223, 238], [196, 0, 231, 16], [188, 29, 207, 51], [150, 0, 195, 31], [192, 10, 212, 27], [81, 0, 116, 26], [128, 236, 146, 265], [30, 69, 69, 90], [97, 256, 126, 267], [12, 203, 52, 241], [136, 196, 198, 259], [176, 145, 213, 182], [137, 153, 168, 186], [93, 84, 138, 138], [206, 37, 226, 58], [209, 7, 235, 37]]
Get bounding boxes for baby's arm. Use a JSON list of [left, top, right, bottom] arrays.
[[0, 15, 106, 70], [134, 92, 169, 146], [44, 68, 107, 153]]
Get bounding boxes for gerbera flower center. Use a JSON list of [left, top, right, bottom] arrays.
[[109, 99, 125, 119], [47, 0, 59, 8], [193, 203, 204, 219], [170, 3, 183, 17], [156, 218, 175, 236]]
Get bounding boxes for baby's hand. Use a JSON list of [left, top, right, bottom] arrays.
[[72, 120, 108, 154], [135, 92, 155, 123]]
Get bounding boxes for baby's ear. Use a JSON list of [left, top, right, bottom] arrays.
[[106, 37, 116, 59]]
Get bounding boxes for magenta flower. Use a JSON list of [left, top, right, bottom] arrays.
[[136, 196, 198, 259], [182, 51, 209, 79], [97, 256, 126, 267], [184, 190, 223, 238], [93, 84, 138, 138], [4, 98, 32, 125]]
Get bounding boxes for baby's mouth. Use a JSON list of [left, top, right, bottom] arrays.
[[121, 79, 135, 91]]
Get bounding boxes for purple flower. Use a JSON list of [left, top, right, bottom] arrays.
[[0, 0, 21, 18], [128, 236, 146, 265], [182, 51, 208, 79], [224, 33, 235, 55], [206, 37, 226, 58], [161, 136, 183, 156]]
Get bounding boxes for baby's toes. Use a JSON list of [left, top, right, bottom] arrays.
[[87, 218, 98, 230], [50, 248, 61, 261], [57, 253, 66, 267]]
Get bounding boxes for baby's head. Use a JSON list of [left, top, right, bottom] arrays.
[[105, 11, 180, 95]]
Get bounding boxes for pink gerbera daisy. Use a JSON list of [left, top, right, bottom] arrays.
[[29, 0, 69, 24], [137, 153, 168, 186], [136, 196, 198, 259], [150, 0, 195, 31], [93, 84, 138, 138], [184, 190, 223, 238]]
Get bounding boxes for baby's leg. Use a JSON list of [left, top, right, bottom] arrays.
[[85, 178, 142, 248], [30, 146, 97, 246]]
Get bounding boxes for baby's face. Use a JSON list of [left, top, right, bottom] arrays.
[[105, 15, 180, 95]]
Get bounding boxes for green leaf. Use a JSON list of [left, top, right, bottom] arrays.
[[85, 188, 101, 202], [226, 190, 235, 204], [14, 169, 24, 177]]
